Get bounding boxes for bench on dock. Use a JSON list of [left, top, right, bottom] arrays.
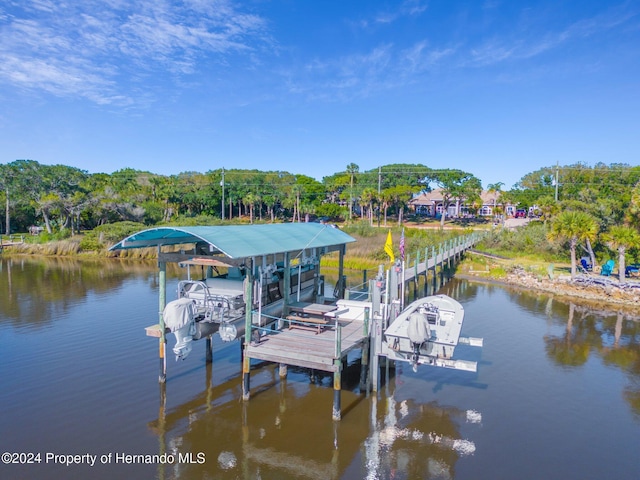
[[285, 314, 330, 334], [286, 301, 338, 334]]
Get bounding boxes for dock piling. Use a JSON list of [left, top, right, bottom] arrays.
[[158, 256, 167, 383], [205, 336, 213, 363], [242, 259, 254, 401], [332, 321, 342, 420]]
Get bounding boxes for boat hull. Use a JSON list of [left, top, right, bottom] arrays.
[[382, 295, 475, 371]]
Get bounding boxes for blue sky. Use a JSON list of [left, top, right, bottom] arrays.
[[1, 0, 639, 189]]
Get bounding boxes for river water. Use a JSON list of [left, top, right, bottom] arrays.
[[1, 256, 639, 480]]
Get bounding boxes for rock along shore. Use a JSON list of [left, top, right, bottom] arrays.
[[460, 268, 640, 318]]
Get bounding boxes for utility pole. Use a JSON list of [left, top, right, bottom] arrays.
[[554, 161, 559, 202], [377, 166, 382, 227], [221, 167, 225, 220]]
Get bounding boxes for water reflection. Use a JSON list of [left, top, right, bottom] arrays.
[[2, 260, 640, 479], [362, 393, 478, 480], [147, 359, 477, 480], [0, 256, 182, 328], [536, 300, 640, 420]]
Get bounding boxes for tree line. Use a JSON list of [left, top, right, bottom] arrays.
[[1, 159, 639, 278], [486, 163, 640, 280], [0, 160, 485, 235]]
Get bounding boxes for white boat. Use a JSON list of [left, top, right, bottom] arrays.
[[164, 261, 319, 359], [383, 295, 482, 372]]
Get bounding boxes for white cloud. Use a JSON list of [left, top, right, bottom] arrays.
[[288, 41, 453, 101], [0, 0, 270, 104], [466, 4, 638, 66], [360, 0, 428, 27]]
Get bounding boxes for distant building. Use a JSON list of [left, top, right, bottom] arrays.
[[408, 189, 516, 218]]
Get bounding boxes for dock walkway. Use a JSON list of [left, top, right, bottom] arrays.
[[0, 235, 25, 252], [246, 319, 367, 372]]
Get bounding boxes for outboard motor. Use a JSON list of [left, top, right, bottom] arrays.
[[407, 310, 432, 371], [163, 298, 196, 361]]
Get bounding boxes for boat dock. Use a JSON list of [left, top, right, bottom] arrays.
[[0, 235, 25, 253], [110, 224, 482, 420], [246, 313, 367, 373]]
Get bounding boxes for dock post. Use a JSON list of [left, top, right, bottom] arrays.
[[205, 336, 213, 364], [158, 254, 167, 383], [423, 247, 429, 296], [359, 307, 370, 392], [439, 244, 445, 288], [283, 252, 291, 314], [338, 244, 346, 299], [242, 259, 254, 401], [431, 246, 437, 294], [279, 363, 288, 378], [371, 316, 379, 392], [332, 322, 342, 420]]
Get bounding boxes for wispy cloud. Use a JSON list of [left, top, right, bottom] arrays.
[[287, 41, 455, 101], [0, 0, 271, 105], [467, 4, 638, 66], [360, 0, 428, 27]]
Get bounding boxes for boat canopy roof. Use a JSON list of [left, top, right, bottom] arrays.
[[109, 223, 355, 259]]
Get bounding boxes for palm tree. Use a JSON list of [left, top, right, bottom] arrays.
[[346, 163, 359, 220], [486, 182, 504, 223], [360, 187, 377, 226], [547, 211, 599, 277], [243, 192, 256, 224], [602, 225, 640, 282]]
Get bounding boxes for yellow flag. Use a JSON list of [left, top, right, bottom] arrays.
[[384, 229, 395, 262]]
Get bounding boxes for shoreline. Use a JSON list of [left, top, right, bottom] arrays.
[[4, 242, 640, 317], [458, 270, 640, 318]]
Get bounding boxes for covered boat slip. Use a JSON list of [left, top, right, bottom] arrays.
[[109, 223, 356, 391]]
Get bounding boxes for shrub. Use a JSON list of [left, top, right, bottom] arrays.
[[315, 203, 346, 220], [79, 221, 146, 251], [479, 223, 562, 260], [37, 228, 72, 243]]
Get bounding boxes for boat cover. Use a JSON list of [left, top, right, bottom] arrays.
[[164, 298, 196, 332], [407, 312, 432, 344]]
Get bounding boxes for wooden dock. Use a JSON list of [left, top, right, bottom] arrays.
[[246, 318, 367, 372], [403, 233, 479, 283], [0, 235, 25, 253]]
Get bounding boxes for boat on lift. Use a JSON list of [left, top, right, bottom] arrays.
[[382, 295, 482, 372], [164, 257, 319, 359]]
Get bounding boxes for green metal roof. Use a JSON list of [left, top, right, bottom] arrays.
[[109, 223, 355, 259]]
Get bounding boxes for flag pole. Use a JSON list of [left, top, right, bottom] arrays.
[[401, 259, 405, 310]]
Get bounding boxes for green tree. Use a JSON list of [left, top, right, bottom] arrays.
[[384, 185, 414, 225], [602, 226, 640, 282], [428, 169, 482, 229], [547, 211, 599, 277], [0, 162, 18, 234], [360, 187, 378, 226]]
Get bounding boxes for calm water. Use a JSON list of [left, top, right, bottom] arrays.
[[1, 256, 639, 480]]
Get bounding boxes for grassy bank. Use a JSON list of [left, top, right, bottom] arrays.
[[2, 220, 476, 266]]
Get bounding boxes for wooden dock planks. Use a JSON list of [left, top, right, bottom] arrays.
[[245, 320, 366, 372]]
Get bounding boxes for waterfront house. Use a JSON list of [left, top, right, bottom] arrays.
[[408, 189, 516, 218]]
